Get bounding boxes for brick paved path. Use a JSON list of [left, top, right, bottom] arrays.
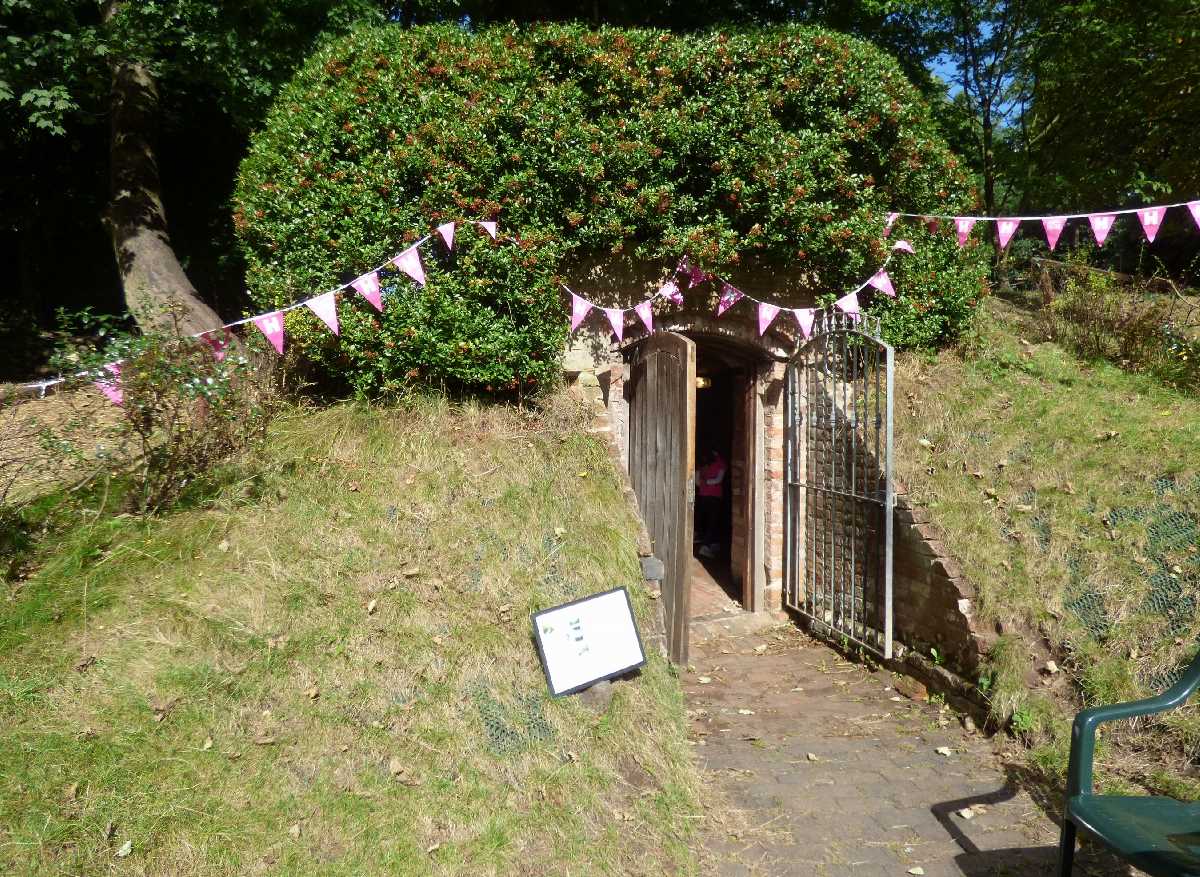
[[686, 625, 1130, 877]]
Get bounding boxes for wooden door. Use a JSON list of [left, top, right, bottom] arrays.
[[627, 332, 696, 664]]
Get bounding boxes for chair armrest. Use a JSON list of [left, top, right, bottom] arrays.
[[1067, 654, 1200, 797]]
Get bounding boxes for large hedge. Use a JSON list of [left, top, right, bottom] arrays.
[[235, 23, 986, 394]]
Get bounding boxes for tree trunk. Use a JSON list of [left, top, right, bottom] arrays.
[[107, 55, 223, 338]]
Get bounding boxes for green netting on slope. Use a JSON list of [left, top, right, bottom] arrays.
[[473, 685, 557, 757]]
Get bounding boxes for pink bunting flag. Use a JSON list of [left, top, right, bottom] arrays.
[[94, 363, 123, 407], [716, 282, 743, 316], [602, 307, 625, 342], [392, 246, 426, 286], [891, 239, 915, 254], [867, 269, 895, 298], [997, 218, 1020, 250], [883, 212, 899, 237], [757, 302, 780, 336], [794, 308, 816, 339], [688, 263, 707, 287], [658, 279, 683, 305], [202, 329, 231, 362], [351, 271, 383, 311], [1137, 207, 1166, 243], [1089, 213, 1116, 246], [835, 291, 861, 318], [1188, 201, 1200, 231], [569, 292, 592, 331], [435, 221, 456, 251], [306, 291, 339, 336], [253, 311, 286, 355], [1042, 217, 1067, 251], [954, 217, 976, 247], [478, 220, 498, 239], [634, 300, 654, 334], [677, 257, 696, 288]]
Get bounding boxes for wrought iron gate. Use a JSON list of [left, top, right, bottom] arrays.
[[783, 310, 894, 658]]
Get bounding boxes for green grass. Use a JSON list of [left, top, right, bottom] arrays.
[[0, 394, 702, 874], [895, 294, 1200, 797]]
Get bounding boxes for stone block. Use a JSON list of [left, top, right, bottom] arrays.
[[641, 555, 665, 581]]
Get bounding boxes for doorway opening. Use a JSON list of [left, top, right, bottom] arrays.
[[690, 339, 759, 620]]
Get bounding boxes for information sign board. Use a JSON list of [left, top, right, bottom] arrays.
[[532, 587, 646, 697]]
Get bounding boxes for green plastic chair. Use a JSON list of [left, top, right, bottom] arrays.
[[1059, 650, 1200, 876]]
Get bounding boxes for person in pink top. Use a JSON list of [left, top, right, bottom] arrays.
[[695, 449, 726, 558]]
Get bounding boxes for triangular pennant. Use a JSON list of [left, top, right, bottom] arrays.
[[867, 269, 895, 298], [793, 308, 816, 339], [891, 239, 915, 254], [1042, 217, 1067, 251], [253, 310, 286, 355], [351, 271, 383, 311], [477, 220, 498, 239], [688, 263, 707, 287], [94, 362, 123, 407], [392, 246, 426, 286], [716, 282, 743, 316], [954, 217, 976, 247], [997, 218, 1020, 249], [883, 212, 899, 237], [1188, 201, 1200, 231], [926, 217, 940, 234], [436, 221, 456, 251], [306, 291, 340, 336], [201, 329, 231, 362], [634, 300, 654, 334], [757, 302, 780, 336], [658, 279, 683, 305], [1089, 213, 1116, 246], [1137, 207, 1165, 243], [835, 291, 861, 318], [602, 307, 625, 342], [569, 292, 592, 332]]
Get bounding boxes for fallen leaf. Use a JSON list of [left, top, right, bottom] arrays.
[[935, 746, 953, 757], [402, 567, 420, 577], [909, 867, 926, 875], [426, 842, 441, 854], [917, 438, 933, 449], [64, 783, 79, 802], [115, 840, 132, 858], [577, 471, 589, 478], [389, 757, 405, 776], [306, 686, 320, 700], [74, 655, 97, 673], [104, 821, 116, 840], [1045, 661, 1060, 674], [253, 734, 277, 746], [737, 709, 755, 716], [697, 676, 713, 684], [806, 752, 819, 762], [348, 481, 361, 492], [367, 599, 378, 615], [553, 527, 566, 537], [957, 807, 975, 820], [217, 540, 230, 553], [753, 644, 768, 654], [288, 823, 302, 839], [1014, 503, 1033, 513], [202, 736, 213, 751]]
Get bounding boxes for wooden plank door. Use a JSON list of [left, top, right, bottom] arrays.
[[627, 332, 696, 664]]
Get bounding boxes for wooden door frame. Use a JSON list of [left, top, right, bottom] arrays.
[[742, 363, 765, 613]]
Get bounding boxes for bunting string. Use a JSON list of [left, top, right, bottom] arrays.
[[563, 239, 914, 342], [889, 197, 1200, 251]]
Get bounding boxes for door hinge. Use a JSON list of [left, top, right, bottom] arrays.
[[686, 476, 695, 504]]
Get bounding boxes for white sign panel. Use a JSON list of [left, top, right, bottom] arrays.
[[532, 587, 646, 697]]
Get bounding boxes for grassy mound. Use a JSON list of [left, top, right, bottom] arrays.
[[0, 396, 700, 874], [895, 293, 1200, 798]]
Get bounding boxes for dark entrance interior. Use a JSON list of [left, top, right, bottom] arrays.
[[691, 340, 755, 619]]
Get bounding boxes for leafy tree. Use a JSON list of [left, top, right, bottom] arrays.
[[0, 0, 432, 337]]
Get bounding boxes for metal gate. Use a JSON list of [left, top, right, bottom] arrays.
[[627, 332, 696, 665], [783, 309, 894, 658]]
